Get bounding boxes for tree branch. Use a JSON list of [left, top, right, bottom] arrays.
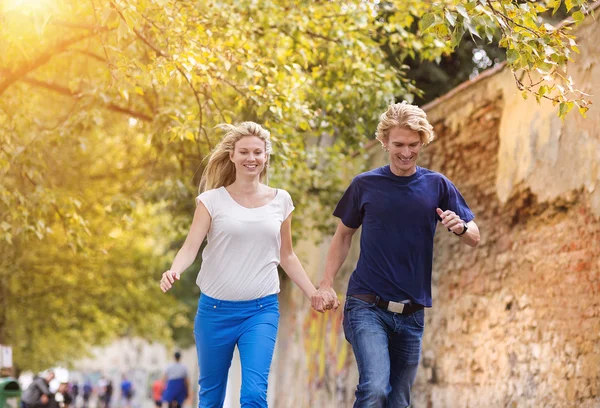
[[111, 1, 213, 148], [70, 49, 108, 63], [50, 20, 107, 30], [20, 77, 154, 122], [0, 28, 109, 96]]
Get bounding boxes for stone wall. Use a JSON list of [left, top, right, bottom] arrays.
[[272, 11, 600, 408]]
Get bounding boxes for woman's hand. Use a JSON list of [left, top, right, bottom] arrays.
[[160, 270, 180, 292]]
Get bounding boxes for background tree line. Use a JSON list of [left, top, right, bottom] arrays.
[[0, 0, 591, 371]]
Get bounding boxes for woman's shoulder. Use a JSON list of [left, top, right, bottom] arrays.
[[198, 186, 224, 198], [272, 187, 292, 201], [196, 187, 225, 210]]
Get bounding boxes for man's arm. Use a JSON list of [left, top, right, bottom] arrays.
[[460, 220, 480, 247], [315, 221, 358, 311], [436, 208, 480, 247], [36, 379, 52, 397]]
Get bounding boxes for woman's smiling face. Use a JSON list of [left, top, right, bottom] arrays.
[[230, 136, 267, 178]]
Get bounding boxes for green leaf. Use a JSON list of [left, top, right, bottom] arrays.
[[552, 0, 562, 15], [465, 21, 482, 39], [507, 49, 520, 64], [565, 0, 574, 12], [572, 11, 585, 24], [451, 24, 465, 48], [445, 9, 456, 27], [456, 4, 469, 20], [558, 101, 575, 118], [420, 13, 437, 32]]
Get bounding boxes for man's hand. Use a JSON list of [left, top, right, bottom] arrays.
[[436, 208, 465, 235], [311, 286, 340, 313], [40, 395, 49, 404]]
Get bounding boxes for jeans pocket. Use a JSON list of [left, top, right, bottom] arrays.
[[411, 309, 425, 329], [199, 303, 215, 312], [345, 296, 377, 313], [342, 310, 352, 343]]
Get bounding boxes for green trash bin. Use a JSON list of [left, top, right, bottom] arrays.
[[0, 378, 21, 408]]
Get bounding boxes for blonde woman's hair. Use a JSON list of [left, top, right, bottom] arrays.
[[375, 102, 435, 147], [199, 122, 272, 192]]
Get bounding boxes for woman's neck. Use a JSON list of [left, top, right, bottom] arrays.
[[228, 176, 262, 194]]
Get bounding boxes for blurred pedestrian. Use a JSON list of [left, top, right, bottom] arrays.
[[81, 381, 92, 408], [70, 383, 79, 408], [119, 377, 133, 408], [55, 383, 73, 408], [21, 370, 55, 408], [160, 352, 188, 408], [97, 377, 112, 408], [151, 378, 164, 408]]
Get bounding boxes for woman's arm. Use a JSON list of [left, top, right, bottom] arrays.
[[279, 214, 318, 300], [160, 202, 211, 292]]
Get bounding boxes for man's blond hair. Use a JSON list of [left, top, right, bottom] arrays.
[[375, 102, 435, 147]]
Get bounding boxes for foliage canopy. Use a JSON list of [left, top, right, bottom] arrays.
[[0, 0, 592, 370]]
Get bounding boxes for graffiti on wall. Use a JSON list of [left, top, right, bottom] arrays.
[[302, 297, 351, 387]]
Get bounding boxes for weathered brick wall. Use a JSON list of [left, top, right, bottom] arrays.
[[272, 13, 600, 408], [412, 98, 600, 408]]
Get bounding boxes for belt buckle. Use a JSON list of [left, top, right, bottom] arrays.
[[387, 301, 405, 314]]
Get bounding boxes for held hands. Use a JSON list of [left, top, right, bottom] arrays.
[[436, 208, 465, 235], [311, 286, 340, 313], [160, 270, 180, 293]]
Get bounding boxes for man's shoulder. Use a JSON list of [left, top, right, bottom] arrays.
[[165, 362, 188, 376], [357, 166, 387, 178], [417, 166, 441, 177], [351, 166, 388, 185], [416, 167, 450, 184]]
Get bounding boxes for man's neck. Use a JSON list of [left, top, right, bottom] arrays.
[[389, 164, 417, 177]]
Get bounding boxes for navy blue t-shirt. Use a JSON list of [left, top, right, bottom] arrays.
[[333, 165, 474, 307]]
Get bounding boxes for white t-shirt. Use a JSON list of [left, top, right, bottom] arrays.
[[164, 362, 188, 380], [195, 186, 294, 300]]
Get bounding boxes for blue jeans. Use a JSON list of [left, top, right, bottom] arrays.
[[194, 293, 279, 408], [343, 296, 425, 408]]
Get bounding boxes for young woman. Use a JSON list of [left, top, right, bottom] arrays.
[[159, 122, 336, 407]]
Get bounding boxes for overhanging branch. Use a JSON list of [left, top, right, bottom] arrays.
[[0, 27, 110, 96], [21, 77, 153, 122]]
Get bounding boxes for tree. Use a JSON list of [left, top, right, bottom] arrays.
[[0, 0, 592, 370]]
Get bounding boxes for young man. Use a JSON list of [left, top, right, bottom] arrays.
[[161, 352, 189, 408], [317, 102, 480, 407], [21, 370, 55, 408]]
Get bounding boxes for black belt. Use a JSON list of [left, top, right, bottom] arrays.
[[351, 294, 424, 315]]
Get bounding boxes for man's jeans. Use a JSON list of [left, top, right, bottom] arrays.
[[343, 296, 425, 408]]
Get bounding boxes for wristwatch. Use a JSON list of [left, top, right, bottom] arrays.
[[454, 222, 468, 237]]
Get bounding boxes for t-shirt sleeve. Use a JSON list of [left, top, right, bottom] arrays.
[[333, 178, 362, 229], [282, 190, 295, 220], [438, 177, 475, 223], [196, 189, 215, 216]]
